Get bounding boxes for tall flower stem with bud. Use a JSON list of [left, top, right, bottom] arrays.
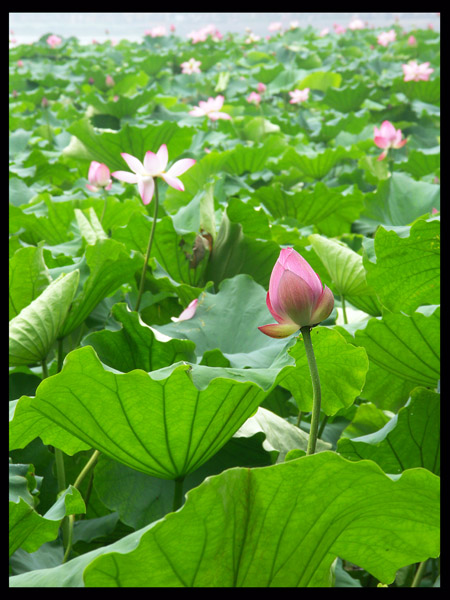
[[135, 180, 159, 312], [300, 326, 322, 455]]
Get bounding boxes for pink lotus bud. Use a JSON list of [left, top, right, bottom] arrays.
[[17, 60, 24, 68], [257, 82, 267, 93], [88, 77, 95, 84], [86, 161, 113, 192], [258, 248, 334, 338], [41, 97, 49, 108], [407, 35, 417, 46], [105, 74, 115, 87]]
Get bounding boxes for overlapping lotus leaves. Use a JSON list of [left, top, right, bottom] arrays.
[[27, 345, 294, 479]]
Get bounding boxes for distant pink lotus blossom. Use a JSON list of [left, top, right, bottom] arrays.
[[178, 298, 198, 321], [180, 57, 202, 74], [245, 32, 260, 43], [257, 82, 267, 93], [105, 74, 115, 87], [189, 95, 232, 121], [112, 144, 196, 205], [268, 22, 282, 32], [47, 34, 62, 48], [170, 24, 176, 32], [17, 60, 24, 68], [348, 17, 365, 30], [407, 35, 417, 46], [377, 30, 396, 47], [289, 88, 310, 104], [431, 207, 439, 214], [373, 120, 408, 161], [145, 26, 166, 38], [319, 27, 330, 37], [247, 91, 261, 105], [188, 24, 222, 43], [333, 23, 346, 34], [402, 60, 434, 82], [86, 161, 113, 192]]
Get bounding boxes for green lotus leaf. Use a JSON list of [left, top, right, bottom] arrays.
[[9, 244, 51, 320], [9, 270, 80, 366], [27, 345, 294, 480], [11, 452, 437, 587], [364, 219, 440, 314], [338, 387, 439, 475]]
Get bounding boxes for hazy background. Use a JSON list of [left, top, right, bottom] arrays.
[[9, 12, 440, 45]]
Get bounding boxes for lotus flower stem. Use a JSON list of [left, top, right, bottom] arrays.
[[100, 188, 108, 224], [411, 560, 428, 587], [341, 295, 348, 324], [135, 180, 159, 312], [62, 449, 101, 563], [42, 358, 70, 553], [173, 476, 185, 512], [301, 326, 322, 455]]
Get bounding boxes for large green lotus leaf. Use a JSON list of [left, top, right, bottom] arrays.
[[10, 453, 440, 588], [9, 270, 80, 366], [204, 212, 281, 289], [252, 182, 364, 230], [9, 194, 76, 246], [398, 147, 440, 179], [10, 396, 91, 455], [113, 212, 209, 289], [82, 452, 439, 587], [279, 146, 361, 180], [65, 118, 196, 173], [9, 244, 51, 320], [28, 345, 294, 480], [298, 70, 342, 91], [154, 274, 295, 368], [393, 76, 440, 105], [279, 327, 369, 416], [337, 305, 440, 388], [323, 82, 370, 112], [92, 405, 328, 531], [59, 238, 142, 337], [82, 302, 197, 372], [364, 219, 440, 314], [338, 387, 440, 475], [308, 234, 376, 298], [355, 172, 440, 234], [9, 485, 85, 557], [83, 89, 155, 119], [359, 361, 416, 413]]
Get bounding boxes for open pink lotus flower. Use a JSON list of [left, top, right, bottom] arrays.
[[247, 91, 261, 105], [180, 57, 201, 74], [189, 95, 231, 120], [46, 35, 62, 48], [374, 120, 408, 161], [112, 144, 196, 205], [377, 30, 396, 47], [289, 88, 310, 104], [402, 60, 434, 82], [258, 248, 334, 338], [86, 161, 112, 192]]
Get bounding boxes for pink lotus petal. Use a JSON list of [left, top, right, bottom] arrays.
[[138, 177, 155, 205], [374, 136, 390, 149], [120, 153, 145, 176], [258, 322, 300, 339], [310, 285, 335, 325], [208, 111, 232, 120], [178, 298, 198, 321], [111, 170, 139, 184], [143, 151, 162, 175], [161, 174, 184, 191], [166, 158, 196, 178], [156, 144, 169, 172], [276, 270, 317, 327]]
